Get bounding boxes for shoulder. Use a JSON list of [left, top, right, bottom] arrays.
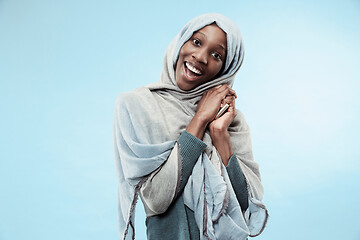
[[115, 87, 151, 107]]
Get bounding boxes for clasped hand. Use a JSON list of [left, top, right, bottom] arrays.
[[196, 84, 237, 133], [187, 84, 237, 165]]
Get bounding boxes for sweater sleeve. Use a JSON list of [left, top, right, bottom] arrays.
[[226, 153, 249, 211], [140, 130, 207, 216], [176, 130, 207, 194]]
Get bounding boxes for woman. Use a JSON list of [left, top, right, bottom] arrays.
[[114, 13, 268, 240]]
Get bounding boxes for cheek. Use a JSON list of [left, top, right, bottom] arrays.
[[175, 55, 183, 75], [176, 47, 187, 67], [211, 62, 224, 76], [180, 41, 193, 56]]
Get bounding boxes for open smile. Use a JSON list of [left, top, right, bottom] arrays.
[[183, 61, 203, 80]]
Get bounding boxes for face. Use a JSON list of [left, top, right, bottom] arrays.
[[175, 24, 227, 91]]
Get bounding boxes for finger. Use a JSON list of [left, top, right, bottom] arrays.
[[217, 89, 236, 102], [227, 104, 237, 117], [227, 97, 236, 110], [215, 87, 231, 98], [215, 85, 228, 94], [209, 84, 225, 94], [219, 85, 237, 98], [216, 85, 236, 97], [220, 96, 232, 107], [223, 98, 235, 109], [227, 88, 237, 98], [224, 95, 235, 106]]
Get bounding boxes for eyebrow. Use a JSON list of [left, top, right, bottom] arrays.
[[195, 31, 226, 52]]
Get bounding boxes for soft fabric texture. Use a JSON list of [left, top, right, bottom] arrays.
[[139, 130, 207, 218], [113, 13, 268, 240], [145, 130, 206, 240], [226, 153, 249, 211], [145, 132, 250, 240]]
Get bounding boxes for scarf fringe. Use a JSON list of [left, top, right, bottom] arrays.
[[244, 176, 269, 237], [122, 177, 149, 240]]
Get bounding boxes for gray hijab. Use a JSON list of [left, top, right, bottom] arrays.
[[114, 13, 268, 240], [146, 13, 244, 102]]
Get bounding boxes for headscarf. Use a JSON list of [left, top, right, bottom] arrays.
[[146, 13, 244, 104], [113, 13, 268, 240]]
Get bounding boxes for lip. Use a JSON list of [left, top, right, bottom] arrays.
[[183, 61, 204, 81], [185, 61, 204, 74]]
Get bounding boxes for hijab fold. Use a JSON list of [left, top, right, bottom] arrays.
[[114, 13, 268, 240]]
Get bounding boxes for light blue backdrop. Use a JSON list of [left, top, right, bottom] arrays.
[[1, 0, 359, 239]]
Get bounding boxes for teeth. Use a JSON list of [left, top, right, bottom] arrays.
[[185, 62, 202, 75]]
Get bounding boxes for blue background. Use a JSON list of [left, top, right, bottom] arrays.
[[1, 0, 359, 239]]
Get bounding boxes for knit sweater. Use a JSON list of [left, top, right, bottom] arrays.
[[142, 131, 248, 239]]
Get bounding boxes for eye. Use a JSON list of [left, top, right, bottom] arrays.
[[192, 38, 201, 46], [212, 52, 222, 60]]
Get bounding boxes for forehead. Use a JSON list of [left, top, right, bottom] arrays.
[[193, 24, 227, 50]]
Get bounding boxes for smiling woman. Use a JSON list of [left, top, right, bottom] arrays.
[[113, 13, 268, 240], [175, 23, 227, 91]]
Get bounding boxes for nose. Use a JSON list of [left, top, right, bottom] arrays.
[[192, 48, 207, 65]]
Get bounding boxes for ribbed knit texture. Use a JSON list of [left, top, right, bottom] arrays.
[[185, 205, 200, 240], [226, 154, 249, 211], [178, 131, 207, 192], [146, 132, 249, 240], [146, 131, 206, 240], [115, 13, 268, 239], [146, 195, 191, 240]]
